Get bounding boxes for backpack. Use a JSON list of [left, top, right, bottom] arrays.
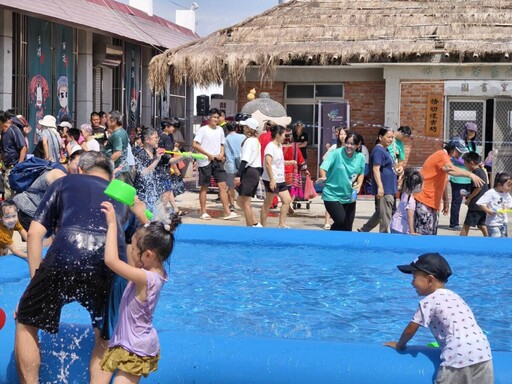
[[8, 157, 67, 194]]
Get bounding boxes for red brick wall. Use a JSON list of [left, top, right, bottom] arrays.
[[236, 80, 386, 179], [400, 81, 445, 168]]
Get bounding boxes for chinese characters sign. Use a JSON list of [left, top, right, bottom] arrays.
[[426, 95, 443, 137]]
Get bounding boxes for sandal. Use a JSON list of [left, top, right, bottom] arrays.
[[177, 210, 188, 216]]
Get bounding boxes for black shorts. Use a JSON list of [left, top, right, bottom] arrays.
[[263, 180, 288, 194], [16, 263, 111, 334], [198, 160, 227, 187], [464, 210, 486, 227], [18, 209, 33, 232], [237, 167, 261, 197]]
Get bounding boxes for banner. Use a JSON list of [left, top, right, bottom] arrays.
[[27, 17, 52, 150], [125, 43, 141, 134], [317, 101, 350, 160], [53, 24, 74, 124]]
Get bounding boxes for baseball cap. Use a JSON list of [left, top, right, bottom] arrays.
[[240, 117, 259, 131], [397, 253, 452, 282], [464, 122, 478, 132], [447, 136, 469, 154]]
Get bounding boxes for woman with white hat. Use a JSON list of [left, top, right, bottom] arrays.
[[37, 115, 62, 162]]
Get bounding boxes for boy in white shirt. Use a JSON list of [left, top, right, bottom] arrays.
[[192, 108, 238, 220], [476, 172, 512, 237], [385, 253, 493, 384]]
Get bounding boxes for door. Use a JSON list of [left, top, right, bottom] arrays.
[[493, 99, 512, 178], [446, 99, 485, 154]]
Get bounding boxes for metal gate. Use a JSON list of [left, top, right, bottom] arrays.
[[446, 99, 485, 150], [493, 99, 512, 179]]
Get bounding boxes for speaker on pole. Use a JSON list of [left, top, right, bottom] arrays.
[[196, 94, 210, 116]]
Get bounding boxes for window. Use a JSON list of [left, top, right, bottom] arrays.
[[285, 83, 344, 146]]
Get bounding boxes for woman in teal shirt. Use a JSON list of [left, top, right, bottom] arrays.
[[318, 133, 365, 231]]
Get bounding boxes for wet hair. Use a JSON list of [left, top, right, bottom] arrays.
[[345, 133, 363, 152], [270, 125, 286, 139], [493, 172, 511, 188], [141, 127, 158, 143], [462, 151, 481, 164], [108, 110, 123, 126], [0, 200, 18, 217], [135, 216, 181, 264], [0, 110, 11, 123], [375, 127, 391, 144], [403, 171, 424, 195], [78, 151, 114, 178]]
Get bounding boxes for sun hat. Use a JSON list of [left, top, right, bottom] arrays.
[[397, 253, 452, 282], [38, 115, 57, 129], [239, 117, 259, 131], [446, 136, 469, 154], [464, 122, 478, 132], [58, 121, 72, 129]]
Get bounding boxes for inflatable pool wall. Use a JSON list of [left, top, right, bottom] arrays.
[[1, 225, 511, 383]]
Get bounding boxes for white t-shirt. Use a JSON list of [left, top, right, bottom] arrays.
[[476, 188, 512, 226], [85, 138, 100, 152], [412, 288, 492, 368], [193, 125, 226, 167], [262, 141, 285, 183], [240, 136, 261, 169]]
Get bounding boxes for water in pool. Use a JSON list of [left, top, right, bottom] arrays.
[[4, 241, 510, 351], [157, 241, 511, 351]]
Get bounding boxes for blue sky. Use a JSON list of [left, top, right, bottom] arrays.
[[120, 0, 279, 37]]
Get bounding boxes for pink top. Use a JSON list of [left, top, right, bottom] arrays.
[[109, 269, 167, 356]]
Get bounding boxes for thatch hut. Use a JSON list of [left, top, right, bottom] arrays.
[[149, 0, 512, 172]]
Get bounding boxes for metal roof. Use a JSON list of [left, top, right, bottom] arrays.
[[0, 0, 198, 49]]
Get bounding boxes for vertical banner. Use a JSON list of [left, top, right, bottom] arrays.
[[125, 43, 141, 134], [27, 17, 52, 149], [54, 24, 74, 124], [317, 101, 349, 160], [426, 95, 443, 137]]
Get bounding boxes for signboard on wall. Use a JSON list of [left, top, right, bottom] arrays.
[[317, 101, 350, 163], [210, 99, 236, 117], [54, 24, 74, 124], [425, 95, 442, 136], [125, 43, 141, 134]]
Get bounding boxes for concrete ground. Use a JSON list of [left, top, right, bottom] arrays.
[[172, 189, 497, 237]]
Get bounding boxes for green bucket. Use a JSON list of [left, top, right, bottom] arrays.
[[104, 179, 153, 220]]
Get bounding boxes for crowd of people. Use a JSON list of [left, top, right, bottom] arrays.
[[0, 106, 506, 383]]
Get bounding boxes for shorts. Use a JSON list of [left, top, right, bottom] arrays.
[[18, 209, 33, 232], [16, 263, 110, 334], [198, 160, 227, 187], [435, 360, 494, 384], [237, 167, 261, 197], [100, 346, 159, 378], [487, 224, 508, 238], [464, 210, 486, 227], [263, 180, 288, 194], [414, 200, 439, 235], [226, 172, 236, 189]]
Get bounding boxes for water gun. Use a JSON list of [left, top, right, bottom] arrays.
[[163, 150, 207, 160], [497, 209, 512, 213]]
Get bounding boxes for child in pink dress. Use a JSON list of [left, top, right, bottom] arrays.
[[100, 200, 180, 383]]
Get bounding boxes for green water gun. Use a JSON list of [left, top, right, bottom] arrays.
[[163, 150, 207, 160]]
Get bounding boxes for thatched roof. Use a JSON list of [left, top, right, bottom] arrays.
[[149, 0, 512, 92]]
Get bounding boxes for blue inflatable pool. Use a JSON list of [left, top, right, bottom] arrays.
[[1, 225, 511, 383]]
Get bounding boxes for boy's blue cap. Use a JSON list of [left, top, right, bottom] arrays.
[[397, 253, 452, 282]]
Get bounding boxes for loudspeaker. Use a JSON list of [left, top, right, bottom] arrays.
[[196, 94, 210, 116]]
